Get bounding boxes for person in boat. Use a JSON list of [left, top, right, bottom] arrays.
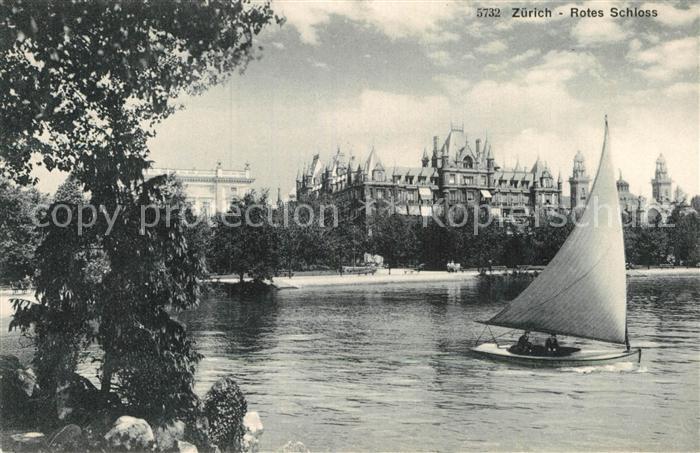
[[515, 330, 533, 353], [545, 334, 559, 354]]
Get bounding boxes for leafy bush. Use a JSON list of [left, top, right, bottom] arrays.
[[202, 377, 248, 452]]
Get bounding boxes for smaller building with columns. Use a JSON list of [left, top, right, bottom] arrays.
[[145, 162, 254, 215]]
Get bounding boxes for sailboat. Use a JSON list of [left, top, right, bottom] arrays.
[[471, 117, 642, 367]]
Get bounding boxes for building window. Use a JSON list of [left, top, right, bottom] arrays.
[[393, 175, 401, 183], [467, 191, 475, 201], [480, 175, 487, 186], [463, 175, 474, 185], [510, 180, 518, 188], [202, 201, 211, 216], [449, 174, 455, 184], [376, 189, 383, 199], [464, 156, 473, 169]]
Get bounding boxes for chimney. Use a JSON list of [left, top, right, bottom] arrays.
[[476, 138, 481, 156], [433, 136, 439, 153]]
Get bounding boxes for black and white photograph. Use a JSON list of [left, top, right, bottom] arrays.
[[1, 1, 698, 451]]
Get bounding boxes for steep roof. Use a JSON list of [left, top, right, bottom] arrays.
[[364, 146, 384, 173]]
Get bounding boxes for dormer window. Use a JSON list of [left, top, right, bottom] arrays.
[[373, 170, 384, 181], [464, 156, 473, 169]]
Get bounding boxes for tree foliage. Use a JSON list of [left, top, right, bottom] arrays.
[[1, 0, 280, 188], [0, 177, 46, 284], [3, 0, 279, 422]]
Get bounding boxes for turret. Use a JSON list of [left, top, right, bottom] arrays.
[[421, 148, 430, 167], [431, 136, 440, 168], [569, 150, 590, 210], [651, 153, 672, 203]]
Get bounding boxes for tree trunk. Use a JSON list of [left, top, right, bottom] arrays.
[[100, 353, 113, 397]]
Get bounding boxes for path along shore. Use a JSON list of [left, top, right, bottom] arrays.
[[214, 267, 700, 290], [2, 267, 697, 319]]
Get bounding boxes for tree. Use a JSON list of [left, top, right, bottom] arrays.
[[3, 0, 279, 422], [667, 208, 700, 265], [0, 178, 46, 284], [1, 0, 280, 189], [368, 214, 417, 270], [210, 191, 279, 283], [634, 226, 670, 266]]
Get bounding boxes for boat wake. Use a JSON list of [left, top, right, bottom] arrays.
[[561, 362, 648, 374]]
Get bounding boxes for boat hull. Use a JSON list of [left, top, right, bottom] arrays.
[[470, 343, 642, 367]]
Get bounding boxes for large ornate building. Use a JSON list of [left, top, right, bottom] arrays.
[[145, 162, 254, 215], [296, 124, 562, 222]]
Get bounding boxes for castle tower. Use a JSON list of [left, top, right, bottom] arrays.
[[431, 136, 440, 168], [616, 170, 629, 193], [651, 154, 672, 203], [569, 150, 590, 210], [421, 148, 430, 167]]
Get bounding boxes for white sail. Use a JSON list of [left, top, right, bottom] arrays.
[[487, 117, 627, 344]]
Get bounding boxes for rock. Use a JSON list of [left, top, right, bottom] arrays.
[[104, 415, 155, 451], [0, 355, 36, 426], [176, 440, 199, 453], [48, 424, 83, 451], [241, 411, 263, 453], [16, 368, 39, 397], [10, 432, 45, 451], [55, 372, 99, 422], [282, 440, 310, 453], [243, 411, 263, 436], [0, 354, 22, 371], [155, 419, 186, 451]]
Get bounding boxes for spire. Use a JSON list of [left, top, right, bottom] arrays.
[[557, 171, 562, 183]]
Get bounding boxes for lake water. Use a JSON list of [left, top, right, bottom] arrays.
[[178, 274, 700, 452]]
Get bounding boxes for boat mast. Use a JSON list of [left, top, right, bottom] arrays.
[[624, 324, 630, 351]]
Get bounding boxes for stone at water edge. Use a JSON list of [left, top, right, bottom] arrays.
[[48, 424, 83, 451], [243, 411, 263, 435], [104, 415, 155, 451], [176, 440, 199, 453], [282, 440, 310, 453], [15, 368, 39, 397], [10, 432, 46, 449], [154, 419, 186, 451], [241, 411, 264, 453], [55, 372, 99, 422]]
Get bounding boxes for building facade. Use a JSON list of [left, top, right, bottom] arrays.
[[296, 125, 562, 222], [145, 162, 254, 215]]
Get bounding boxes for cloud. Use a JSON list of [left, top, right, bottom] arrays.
[[642, 2, 700, 27], [486, 49, 541, 73], [475, 40, 508, 55], [317, 90, 453, 164], [571, 17, 630, 45], [277, 1, 469, 45], [627, 37, 698, 81], [663, 82, 699, 98], [427, 50, 452, 67]]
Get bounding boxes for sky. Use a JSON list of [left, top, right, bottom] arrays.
[[36, 1, 700, 200]]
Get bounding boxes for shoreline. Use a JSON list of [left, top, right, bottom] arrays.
[[212, 267, 700, 290], [2, 267, 697, 318]]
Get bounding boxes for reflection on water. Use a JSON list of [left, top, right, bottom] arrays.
[[178, 275, 699, 451]]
